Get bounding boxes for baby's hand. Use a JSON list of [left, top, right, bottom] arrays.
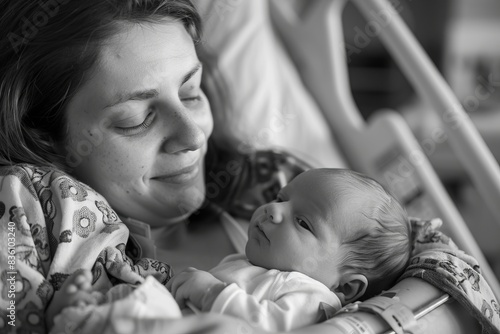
[[46, 269, 103, 328], [167, 267, 226, 311]]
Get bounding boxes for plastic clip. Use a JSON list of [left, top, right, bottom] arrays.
[[336, 295, 418, 334]]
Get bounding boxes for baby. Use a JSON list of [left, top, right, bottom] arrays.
[[48, 168, 411, 332], [167, 168, 412, 331]]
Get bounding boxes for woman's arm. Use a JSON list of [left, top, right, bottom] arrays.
[[106, 277, 480, 334], [298, 277, 480, 334]]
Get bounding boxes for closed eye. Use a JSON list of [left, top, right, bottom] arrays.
[[115, 112, 155, 136], [181, 95, 202, 107]]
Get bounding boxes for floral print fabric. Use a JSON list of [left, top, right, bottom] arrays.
[[0, 165, 172, 333], [401, 218, 500, 334]]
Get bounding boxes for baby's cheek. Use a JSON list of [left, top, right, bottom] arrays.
[[250, 206, 266, 224]]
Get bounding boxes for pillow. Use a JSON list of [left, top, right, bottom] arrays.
[[193, 0, 346, 168]]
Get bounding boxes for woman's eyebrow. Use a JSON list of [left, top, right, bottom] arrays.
[[181, 62, 202, 86], [104, 89, 159, 110], [104, 63, 202, 110]]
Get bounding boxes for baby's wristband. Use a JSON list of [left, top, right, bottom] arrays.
[[335, 296, 417, 334], [201, 282, 227, 311]]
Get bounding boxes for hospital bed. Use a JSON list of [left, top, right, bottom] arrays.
[[269, 0, 500, 297], [194, 0, 500, 332]]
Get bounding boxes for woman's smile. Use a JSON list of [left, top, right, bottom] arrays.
[[65, 21, 213, 223], [153, 160, 201, 184]]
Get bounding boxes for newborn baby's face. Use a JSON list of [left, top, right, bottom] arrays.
[[245, 170, 345, 288]]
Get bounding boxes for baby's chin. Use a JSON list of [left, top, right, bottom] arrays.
[[244, 245, 266, 269], [245, 248, 282, 272], [246, 256, 268, 269]]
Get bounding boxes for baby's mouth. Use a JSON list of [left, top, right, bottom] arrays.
[[256, 221, 270, 242]]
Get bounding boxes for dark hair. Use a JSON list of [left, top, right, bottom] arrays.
[[0, 0, 202, 171]]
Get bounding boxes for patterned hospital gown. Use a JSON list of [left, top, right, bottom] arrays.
[[0, 164, 172, 333]]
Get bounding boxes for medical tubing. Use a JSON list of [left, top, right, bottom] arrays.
[[382, 294, 450, 334]]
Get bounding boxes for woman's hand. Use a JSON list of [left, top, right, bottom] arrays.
[[167, 267, 227, 310]]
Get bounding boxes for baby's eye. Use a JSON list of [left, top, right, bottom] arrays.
[[296, 218, 312, 232]]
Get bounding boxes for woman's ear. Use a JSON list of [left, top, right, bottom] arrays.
[[333, 274, 368, 304]]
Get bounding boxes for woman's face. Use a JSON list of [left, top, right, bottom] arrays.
[[64, 21, 213, 226]]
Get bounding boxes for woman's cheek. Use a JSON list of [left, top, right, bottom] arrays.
[[199, 94, 214, 138], [82, 135, 140, 181], [204, 113, 214, 139], [105, 143, 152, 179]]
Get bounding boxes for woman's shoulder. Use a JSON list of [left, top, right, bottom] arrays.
[[1, 162, 52, 175], [0, 163, 110, 210], [0, 163, 95, 194], [1, 163, 71, 183], [1, 164, 64, 197]]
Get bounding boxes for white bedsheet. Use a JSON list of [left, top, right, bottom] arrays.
[[193, 0, 347, 168]]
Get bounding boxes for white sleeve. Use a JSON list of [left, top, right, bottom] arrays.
[[210, 276, 341, 332]]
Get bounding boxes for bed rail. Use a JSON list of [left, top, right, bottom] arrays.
[[352, 0, 500, 235], [269, 0, 500, 299]]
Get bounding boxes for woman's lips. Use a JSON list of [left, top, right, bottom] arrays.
[[153, 163, 200, 184]]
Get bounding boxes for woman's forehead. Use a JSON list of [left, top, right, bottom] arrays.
[[68, 20, 199, 117], [98, 21, 198, 80]]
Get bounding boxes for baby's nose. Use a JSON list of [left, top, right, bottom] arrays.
[[265, 204, 283, 224]]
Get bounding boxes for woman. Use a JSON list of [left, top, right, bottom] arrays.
[[0, 0, 494, 333]]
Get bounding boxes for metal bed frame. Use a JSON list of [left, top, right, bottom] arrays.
[[269, 0, 500, 301]]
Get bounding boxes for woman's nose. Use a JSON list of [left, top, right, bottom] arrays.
[[161, 107, 207, 154], [265, 203, 283, 224]]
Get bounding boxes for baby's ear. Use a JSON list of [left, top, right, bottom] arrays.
[[333, 274, 368, 304]]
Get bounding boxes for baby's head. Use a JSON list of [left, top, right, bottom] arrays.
[[246, 168, 411, 304]]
